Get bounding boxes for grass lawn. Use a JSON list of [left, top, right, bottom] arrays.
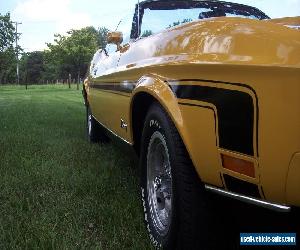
[[0, 84, 152, 249]]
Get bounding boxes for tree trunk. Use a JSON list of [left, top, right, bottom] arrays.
[[68, 74, 71, 89]]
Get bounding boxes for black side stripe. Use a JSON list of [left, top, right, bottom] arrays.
[[93, 89, 130, 98], [90, 79, 258, 156], [90, 82, 136, 93], [171, 84, 256, 156], [168, 79, 259, 156]]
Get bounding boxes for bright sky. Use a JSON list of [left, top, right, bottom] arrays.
[[1, 0, 300, 52]]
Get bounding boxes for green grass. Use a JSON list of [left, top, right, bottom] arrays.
[[0, 84, 152, 249]]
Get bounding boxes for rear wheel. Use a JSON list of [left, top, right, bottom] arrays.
[[140, 103, 210, 249], [86, 106, 109, 143]]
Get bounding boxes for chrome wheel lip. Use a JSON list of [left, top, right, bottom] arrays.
[[146, 131, 172, 237], [88, 114, 92, 135]]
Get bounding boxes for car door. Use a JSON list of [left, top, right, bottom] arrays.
[[89, 9, 136, 143], [89, 48, 133, 143]]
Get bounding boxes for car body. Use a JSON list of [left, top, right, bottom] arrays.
[[83, 0, 300, 248]]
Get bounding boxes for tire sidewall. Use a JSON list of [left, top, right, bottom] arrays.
[[86, 106, 109, 143], [140, 105, 178, 249], [86, 106, 93, 141]]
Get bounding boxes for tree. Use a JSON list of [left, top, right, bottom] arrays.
[[45, 26, 104, 82], [41, 50, 60, 83], [0, 13, 15, 52], [11, 25, 109, 85], [0, 13, 19, 84], [19, 51, 44, 84], [167, 18, 193, 28], [98, 27, 109, 49], [141, 30, 153, 38]]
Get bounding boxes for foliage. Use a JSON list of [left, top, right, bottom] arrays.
[[0, 47, 17, 84], [1, 15, 109, 84], [19, 51, 44, 83], [139, 19, 192, 39], [167, 18, 193, 28], [0, 13, 19, 84], [44, 26, 107, 82], [141, 30, 153, 38], [0, 13, 15, 53], [97, 27, 109, 49]]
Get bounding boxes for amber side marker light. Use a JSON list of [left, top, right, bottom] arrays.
[[221, 154, 255, 178]]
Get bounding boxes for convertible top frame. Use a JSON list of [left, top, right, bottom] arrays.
[[130, 0, 270, 39]]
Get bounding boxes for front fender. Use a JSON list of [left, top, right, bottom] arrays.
[[131, 75, 223, 187], [132, 75, 184, 129]]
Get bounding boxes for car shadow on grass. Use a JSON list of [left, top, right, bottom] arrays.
[[198, 193, 299, 250]]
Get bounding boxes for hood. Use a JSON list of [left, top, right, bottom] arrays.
[[267, 16, 300, 30], [120, 17, 300, 69]]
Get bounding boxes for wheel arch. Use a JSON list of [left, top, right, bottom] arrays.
[[131, 91, 156, 155], [130, 75, 185, 156]]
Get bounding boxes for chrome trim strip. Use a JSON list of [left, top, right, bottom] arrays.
[[205, 185, 291, 212], [92, 115, 133, 146], [285, 25, 300, 30]]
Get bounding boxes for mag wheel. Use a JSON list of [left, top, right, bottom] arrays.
[[140, 103, 209, 249], [147, 130, 173, 237], [86, 106, 109, 143]]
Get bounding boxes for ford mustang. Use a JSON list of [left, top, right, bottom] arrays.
[[82, 0, 300, 248]]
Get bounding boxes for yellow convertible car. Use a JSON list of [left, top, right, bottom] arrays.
[[82, 0, 300, 248]]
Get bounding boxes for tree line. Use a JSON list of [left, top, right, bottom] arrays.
[[0, 12, 108, 85]]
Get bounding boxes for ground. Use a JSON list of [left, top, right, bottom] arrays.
[[0, 84, 152, 249]]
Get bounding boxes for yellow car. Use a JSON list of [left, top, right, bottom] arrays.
[[83, 0, 300, 248]]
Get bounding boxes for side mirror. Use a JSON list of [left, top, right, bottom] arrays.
[[107, 31, 123, 51]]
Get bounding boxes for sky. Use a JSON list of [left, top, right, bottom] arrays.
[[1, 0, 300, 52]]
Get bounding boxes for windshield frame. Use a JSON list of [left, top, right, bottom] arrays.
[[130, 0, 270, 39]]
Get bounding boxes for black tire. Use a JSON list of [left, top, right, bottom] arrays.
[[86, 106, 109, 143], [140, 103, 209, 249]]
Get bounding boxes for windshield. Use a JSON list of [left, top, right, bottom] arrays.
[[134, 0, 270, 38]]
